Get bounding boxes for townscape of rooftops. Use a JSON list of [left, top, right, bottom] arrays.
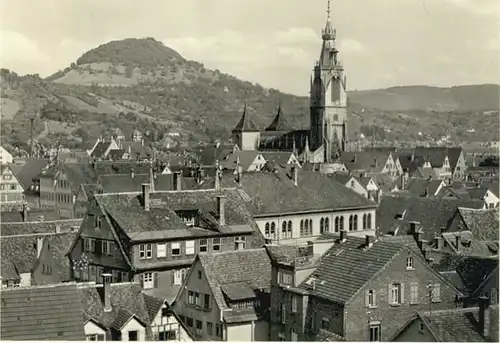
[[0, 1, 499, 342]]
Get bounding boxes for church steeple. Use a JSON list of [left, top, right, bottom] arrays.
[[319, 0, 339, 67], [232, 102, 261, 150]]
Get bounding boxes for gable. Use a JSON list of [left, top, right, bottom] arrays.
[[84, 319, 107, 336]]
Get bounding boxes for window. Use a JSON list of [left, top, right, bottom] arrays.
[[3, 175, 12, 180], [199, 239, 208, 252], [300, 220, 304, 236], [367, 213, 372, 229], [305, 219, 309, 236], [171, 242, 180, 255], [173, 269, 185, 285], [390, 283, 402, 305], [196, 320, 203, 333], [431, 283, 441, 302], [491, 288, 498, 304], [204, 294, 211, 310], [351, 180, 355, 187], [321, 317, 330, 329], [128, 330, 138, 341], [157, 243, 167, 258], [212, 238, 221, 251], [84, 238, 95, 252], [86, 334, 105, 341], [366, 289, 376, 307], [185, 240, 195, 255], [363, 214, 367, 229], [335, 217, 340, 232], [215, 324, 223, 338], [282, 222, 287, 238], [139, 244, 152, 259], [186, 317, 193, 327], [349, 215, 353, 231], [142, 272, 154, 289], [265, 222, 270, 237], [101, 241, 108, 255], [188, 291, 194, 305], [325, 217, 329, 231], [95, 216, 102, 229], [308, 219, 313, 235], [353, 215, 358, 230], [234, 236, 246, 250], [410, 282, 419, 304], [320, 218, 324, 233], [406, 256, 414, 269], [207, 322, 213, 336], [197, 270, 202, 279], [287, 221, 292, 237], [291, 295, 298, 312], [281, 303, 286, 323], [271, 222, 276, 239], [419, 320, 425, 333], [159, 330, 176, 341], [369, 324, 381, 342]]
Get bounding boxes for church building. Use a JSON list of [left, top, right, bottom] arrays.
[[231, 0, 348, 164]]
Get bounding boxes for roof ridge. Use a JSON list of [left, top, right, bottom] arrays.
[[0, 282, 78, 291]]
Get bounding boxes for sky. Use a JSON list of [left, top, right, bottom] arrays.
[[0, 0, 499, 95]]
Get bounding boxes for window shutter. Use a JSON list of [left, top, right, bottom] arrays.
[[95, 240, 102, 255], [401, 283, 405, 304], [388, 284, 392, 304], [109, 242, 115, 256], [365, 290, 370, 307], [154, 272, 159, 288]]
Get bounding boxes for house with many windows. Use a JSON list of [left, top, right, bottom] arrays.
[[0, 164, 24, 209], [203, 164, 377, 245], [173, 248, 272, 341], [68, 175, 264, 304], [268, 233, 462, 341]]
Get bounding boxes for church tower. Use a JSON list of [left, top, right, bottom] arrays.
[[310, 0, 348, 163]]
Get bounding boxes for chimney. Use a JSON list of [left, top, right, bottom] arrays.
[[291, 165, 298, 186], [340, 229, 347, 242], [478, 295, 490, 338], [173, 172, 182, 191], [217, 195, 226, 226], [142, 183, 151, 211], [22, 202, 28, 222], [365, 235, 375, 248], [435, 236, 443, 250], [373, 158, 377, 169], [400, 173, 406, 190], [455, 233, 462, 250], [130, 168, 135, 179], [36, 237, 44, 257], [102, 273, 113, 313], [411, 152, 415, 162], [472, 152, 477, 168]]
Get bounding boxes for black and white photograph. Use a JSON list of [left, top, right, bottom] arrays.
[[0, 0, 499, 341]]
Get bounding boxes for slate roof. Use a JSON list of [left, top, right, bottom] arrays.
[[377, 194, 485, 240], [198, 248, 271, 311], [0, 283, 86, 340], [299, 236, 404, 304], [414, 166, 439, 180], [8, 158, 50, 189], [91, 161, 154, 175], [91, 141, 113, 158], [98, 173, 174, 193], [316, 329, 346, 341], [232, 107, 259, 132], [418, 306, 498, 342], [0, 209, 62, 223], [0, 219, 82, 236], [78, 282, 158, 330], [216, 168, 376, 216], [457, 208, 499, 241], [95, 188, 259, 241], [378, 235, 425, 258], [265, 106, 294, 132], [371, 173, 398, 192], [331, 173, 354, 186], [405, 178, 443, 197], [107, 149, 126, 160]]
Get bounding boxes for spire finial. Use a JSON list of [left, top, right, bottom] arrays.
[[327, 0, 331, 20]]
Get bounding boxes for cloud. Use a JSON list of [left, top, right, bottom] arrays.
[[443, 0, 500, 17], [339, 38, 366, 54]]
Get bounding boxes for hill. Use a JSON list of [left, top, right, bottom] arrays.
[[1, 38, 498, 153]]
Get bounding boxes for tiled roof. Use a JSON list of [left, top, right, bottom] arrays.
[[405, 178, 443, 197], [220, 150, 260, 171], [338, 151, 391, 173], [259, 151, 294, 166], [217, 168, 376, 216], [419, 306, 498, 342], [316, 329, 346, 341], [142, 294, 165, 323], [91, 141, 112, 158], [197, 144, 236, 166], [458, 208, 499, 241], [107, 149, 126, 160], [119, 141, 151, 158], [377, 194, 485, 240], [378, 235, 424, 258], [331, 173, 353, 186], [441, 231, 499, 257], [371, 173, 398, 192], [91, 161, 154, 176], [78, 282, 156, 329], [299, 236, 403, 304], [0, 219, 82, 236], [0, 283, 86, 340], [414, 146, 463, 170], [265, 106, 294, 132], [198, 248, 271, 310], [99, 173, 174, 193], [264, 244, 309, 263], [1, 235, 42, 278], [8, 158, 50, 189], [0, 209, 62, 223], [95, 188, 260, 241], [415, 167, 439, 180], [232, 107, 259, 132], [47, 232, 79, 282]]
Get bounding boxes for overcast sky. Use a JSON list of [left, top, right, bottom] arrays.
[[0, 0, 499, 95]]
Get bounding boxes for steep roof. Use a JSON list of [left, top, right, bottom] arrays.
[[197, 144, 237, 166], [0, 209, 62, 223], [405, 178, 443, 197], [414, 146, 463, 170], [417, 306, 498, 342], [78, 282, 159, 329], [259, 151, 295, 166], [0, 283, 86, 340], [265, 106, 294, 132], [198, 248, 271, 311], [232, 107, 260, 132], [378, 235, 424, 258], [217, 168, 376, 216], [219, 150, 261, 171], [90, 141, 113, 158], [441, 231, 499, 257], [457, 208, 499, 241], [338, 151, 392, 173], [377, 194, 485, 240], [98, 173, 174, 193], [8, 158, 50, 189], [299, 236, 404, 304]]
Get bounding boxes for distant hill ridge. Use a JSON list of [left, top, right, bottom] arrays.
[[0, 38, 498, 153]]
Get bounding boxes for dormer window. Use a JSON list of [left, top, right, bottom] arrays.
[[95, 216, 102, 229]]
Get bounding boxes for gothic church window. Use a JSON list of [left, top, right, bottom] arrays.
[[325, 217, 329, 231], [265, 223, 270, 238]]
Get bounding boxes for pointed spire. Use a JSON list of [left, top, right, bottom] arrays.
[[327, 0, 331, 20], [322, 0, 335, 40], [265, 101, 293, 132], [232, 102, 259, 132]]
